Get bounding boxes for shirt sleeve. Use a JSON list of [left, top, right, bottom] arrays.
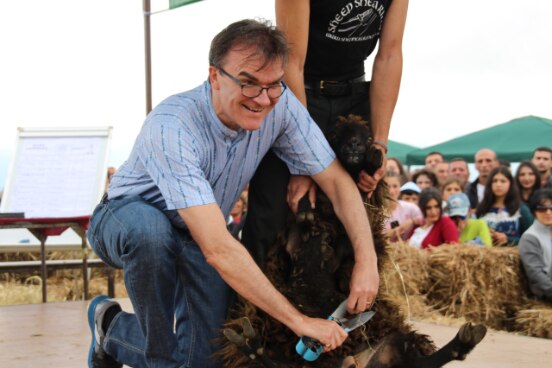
[[440, 216, 460, 244], [137, 116, 216, 210], [477, 220, 493, 247]]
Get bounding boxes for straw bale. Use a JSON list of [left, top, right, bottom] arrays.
[[425, 244, 530, 330], [384, 240, 430, 294], [382, 241, 466, 326], [515, 300, 552, 339]]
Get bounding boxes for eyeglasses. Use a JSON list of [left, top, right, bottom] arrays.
[[217, 67, 286, 99], [536, 205, 552, 213]]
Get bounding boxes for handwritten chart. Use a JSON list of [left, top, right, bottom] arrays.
[[1, 128, 111, 218]]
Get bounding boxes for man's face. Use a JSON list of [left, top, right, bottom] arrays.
[[435, 162, 449, 184], [425, 154, 443, 169], [532, 150, 552, 174], [210, 49, 284, 131], [475, 150, 498, 180], [449, 161, 469, 182]]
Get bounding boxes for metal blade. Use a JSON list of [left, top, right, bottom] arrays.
[[340, 310, 376, 332]]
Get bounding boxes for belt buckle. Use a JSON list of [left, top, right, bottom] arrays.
[[320, 80, 338, 94]]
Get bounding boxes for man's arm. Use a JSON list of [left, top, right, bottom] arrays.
[[359, 0, 409, 192], [178, 204, 347, 349], [312, 160, 380, 314]]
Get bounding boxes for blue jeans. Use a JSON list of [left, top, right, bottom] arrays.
[[87, 196, 232, 368]]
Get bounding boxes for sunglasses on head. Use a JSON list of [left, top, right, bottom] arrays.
[[536, 205, 552, 213]]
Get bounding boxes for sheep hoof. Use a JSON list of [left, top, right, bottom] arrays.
[[224, 328, 245, 347], [458, 322, 487, 347], [240, 317, 256, 339]]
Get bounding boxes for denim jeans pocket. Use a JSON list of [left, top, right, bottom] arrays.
[[87, 204, 119, 268]]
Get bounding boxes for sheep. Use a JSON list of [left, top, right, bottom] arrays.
[[217, 115, 486, 368]]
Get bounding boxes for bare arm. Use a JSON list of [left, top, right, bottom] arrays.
[[312, 160, 380, 313], [178, 204, 347, 348], [370, 0, 408, 149], [359, 0, 409, 192], [276, 0, 310, 107]]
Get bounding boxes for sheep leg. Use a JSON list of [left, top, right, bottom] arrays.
[[412, 322, 487, 368], [223, 317, 281, 368]]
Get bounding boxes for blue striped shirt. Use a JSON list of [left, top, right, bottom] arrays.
[[108, 81, 335, 228]]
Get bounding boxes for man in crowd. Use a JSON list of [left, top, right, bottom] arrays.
[[86, 20, 379, 368], [424, 151, 444, 170], [532, 146, 552, 188], [467, 148, 499, 209], [435, 161, 450, 186], [449, 157, 470, 186]]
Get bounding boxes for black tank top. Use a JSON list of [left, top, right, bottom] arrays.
[[305, 0, 393, 81]]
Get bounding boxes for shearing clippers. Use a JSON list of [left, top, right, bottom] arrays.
[[295, 299, 376, 361]]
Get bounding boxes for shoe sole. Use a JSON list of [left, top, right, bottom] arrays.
[[88, 295, 110, 368]]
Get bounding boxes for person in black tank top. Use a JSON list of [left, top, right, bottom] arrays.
[[243, 0, 408, 271]]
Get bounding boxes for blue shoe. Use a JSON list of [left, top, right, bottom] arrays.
[[88, 295, 122, 368]]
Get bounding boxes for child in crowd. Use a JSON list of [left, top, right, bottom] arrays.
[[399, 181, 421, 204], [447, 193, 492, 247], [476, 167, 534, 246], [384, 172, 423, 242]]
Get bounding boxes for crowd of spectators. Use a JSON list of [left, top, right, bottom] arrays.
[[382, 146, 552, 302]]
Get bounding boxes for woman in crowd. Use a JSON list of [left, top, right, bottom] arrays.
[[386, 157, 409, 184], [519, 188, 552, 302], [407, 188, 458, 249], [476, 166, 534, 246], [515, 161, 541, 204], [384, 171, 423, 242], [412, 169, 438, 191], [447, 193, 492, 247]]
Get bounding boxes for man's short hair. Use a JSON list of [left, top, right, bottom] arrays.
[[532, 146, 552, 158], [425, 151, 444, 160], [450, 157, 467, 164], [209, 19, 289, 70]]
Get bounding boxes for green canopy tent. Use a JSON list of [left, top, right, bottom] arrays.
[[405, 115, 552, 165], [387, 140, 418, 163]]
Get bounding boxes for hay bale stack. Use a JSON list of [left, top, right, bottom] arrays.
[[515, 301, 552, 339], [381, 241, 440, 321], [384, 241, 430, 295], [425, 244, 530, 330]]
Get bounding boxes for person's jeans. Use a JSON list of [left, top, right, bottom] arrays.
[[87, 196, 231, 368]]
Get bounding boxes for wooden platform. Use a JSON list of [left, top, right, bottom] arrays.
[[0, 298, 551, 367]]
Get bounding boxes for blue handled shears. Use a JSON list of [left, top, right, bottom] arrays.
[[295, 300, 376, 361]]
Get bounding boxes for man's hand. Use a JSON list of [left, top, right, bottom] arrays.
[[294, 316, 348, 352], [287, 175, 317, 214], [347, 259, 379, 314], [357, 151, 387, 196]]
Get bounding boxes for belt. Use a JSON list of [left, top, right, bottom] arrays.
[[304, 75, 368, 97]]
